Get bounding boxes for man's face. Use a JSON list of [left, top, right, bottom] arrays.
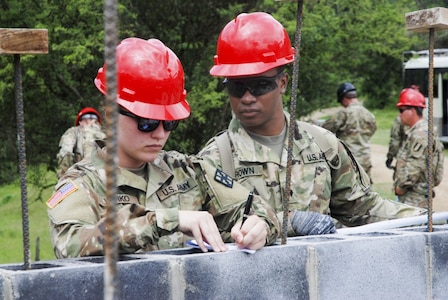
[[224, 68, 288, 135], [398, 106, 413, 126], [79, 118, 99, 127]]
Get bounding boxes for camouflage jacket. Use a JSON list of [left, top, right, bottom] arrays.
[[56, 123, 106, 178], [47, 147, 279, 258], [198, 112, 425, 231], [394, 119, 444, 204], [321, 102, 377, 171], [387, 116, 408, 161]]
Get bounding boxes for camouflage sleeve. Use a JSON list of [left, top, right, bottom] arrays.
[[366, 112, 377, 137], [191, 159, 279, 245], [387, 117, 404, 160], [82, 123, 106, 160], [321, 110, 347, 134], [57, 127, 77, 159], [56, 127, 77, 177], [329, 140, 426, 226], [47, 178, 177, 258]]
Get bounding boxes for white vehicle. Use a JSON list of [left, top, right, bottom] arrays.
[[402, 49, 448, 144]]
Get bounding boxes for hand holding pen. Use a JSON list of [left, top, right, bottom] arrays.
[[240, 191, 254, 229], [232, 191, 267, 250]]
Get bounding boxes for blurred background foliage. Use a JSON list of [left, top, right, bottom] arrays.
[[1, 0, 448, 186]]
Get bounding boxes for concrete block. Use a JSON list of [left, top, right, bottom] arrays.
[[315, 232, 427, 300], [180, 243, 309, 300], [406, 7, 448, 32], [423, 227, 448, 299], [1, 226, 448, 299]]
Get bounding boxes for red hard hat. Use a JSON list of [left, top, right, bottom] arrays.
[[210, 12, 295, 77], [397, 88, 426, 108], [94, 38, 190, 120], [75, 107, 102, 126]]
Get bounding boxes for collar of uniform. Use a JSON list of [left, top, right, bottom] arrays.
[[93, 148, 173, 193], [228, 111, 311, 166]]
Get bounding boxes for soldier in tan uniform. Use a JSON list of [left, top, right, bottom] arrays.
[[198, 12, 426, 235], [321, 82, 377, 179], [47, 38, 279, 259], [394, 88, 444, 207], [56, 107, 106, 178]]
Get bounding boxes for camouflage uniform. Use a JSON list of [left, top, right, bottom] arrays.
[[321, 102, 376, 177], [56, 123, 106, 178], [387, 116, 407, 163], [47, 146, 279, 258], [394, 119, 444, 207], [198, 111, 425, 234]]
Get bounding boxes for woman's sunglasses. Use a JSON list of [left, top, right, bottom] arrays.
[[119, 109, 180, 132], [223, 71, 285, 98]]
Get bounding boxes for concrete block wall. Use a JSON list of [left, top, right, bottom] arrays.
[[1, 225, 447, 300]]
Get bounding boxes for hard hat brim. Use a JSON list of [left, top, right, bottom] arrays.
[[210, 59, 293, 77], [117, 98, 190, 121]]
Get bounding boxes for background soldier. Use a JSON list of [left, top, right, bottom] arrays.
[[386, 85, 418, 172], [321, 82, 377, 180], [56, 107, 106, 178], [394, 88, 444, 207]]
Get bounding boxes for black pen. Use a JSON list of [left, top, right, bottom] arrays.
[[240, 191, 254, 229]]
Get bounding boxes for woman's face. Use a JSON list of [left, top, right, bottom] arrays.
[[117, 111, 171, 169]]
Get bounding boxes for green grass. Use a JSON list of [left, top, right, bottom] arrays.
[[370, 108, 398, 146], [0, 169, 57, 264]]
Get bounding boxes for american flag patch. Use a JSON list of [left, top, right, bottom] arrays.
[[46, 181, 78, 209]]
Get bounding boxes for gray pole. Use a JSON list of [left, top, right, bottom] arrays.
[[14, 54, 31, 270], [103, 0, 119, 298], [282, 0, 304, 244]]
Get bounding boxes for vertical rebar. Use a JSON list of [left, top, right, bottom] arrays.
[[14, 54, 31, 270], [103, 0, 119, 298], [426, 28, 435, 232], [283, 0, 304, 245]]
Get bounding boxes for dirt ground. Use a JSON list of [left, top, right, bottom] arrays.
[[370, 144, 448, 212]]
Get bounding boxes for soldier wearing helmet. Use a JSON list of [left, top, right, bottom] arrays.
[[321, 82, 377, 180], [47, 37, 279, 258], [198, 12, 426, 235], [394, 88, 444, 206], [385, 85, 420, 172], [56, 106, 106, 178]]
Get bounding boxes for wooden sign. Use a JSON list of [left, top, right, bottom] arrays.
[[406, 7, 448, 32], [0, 28, 48, 54]]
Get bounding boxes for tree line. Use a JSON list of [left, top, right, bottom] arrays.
[[0, 0, 447, 185]]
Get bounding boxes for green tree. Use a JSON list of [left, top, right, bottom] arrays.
[[0, 0, 443, 185]]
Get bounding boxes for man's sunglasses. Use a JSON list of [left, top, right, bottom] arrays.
[[119, 109, 180, 132], [398, 107, 412, 114], [223, 71, 285, 98]]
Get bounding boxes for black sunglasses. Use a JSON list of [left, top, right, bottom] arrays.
[[119, 109, 180, 132], [398, 107, 412, 114], [223, 71, 285, 98]]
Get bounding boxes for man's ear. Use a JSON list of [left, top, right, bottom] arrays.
[[279, 73, 289, 93]]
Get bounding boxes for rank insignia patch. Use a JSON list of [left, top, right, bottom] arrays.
[[46, 181, 78, 209], [214, 169, 233, 188]]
